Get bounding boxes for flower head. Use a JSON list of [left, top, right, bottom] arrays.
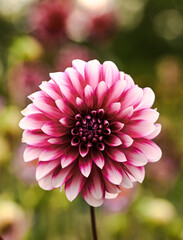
[[19, 59, 162, 207]]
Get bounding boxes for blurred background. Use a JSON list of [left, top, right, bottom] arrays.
[[0, 0, 183, 239]]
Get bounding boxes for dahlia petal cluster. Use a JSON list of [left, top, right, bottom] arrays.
[[19, 59, 162, 207]]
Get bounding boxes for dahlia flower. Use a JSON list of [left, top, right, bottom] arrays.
[[19, 59, 162, 207]]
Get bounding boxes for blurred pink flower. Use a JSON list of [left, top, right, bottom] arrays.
[[8, 62, 48, 106], [29, 0, 71, 46], [55, 45, 93, 71], [19, 59, 161, 207], [87, 12, 119, 42]]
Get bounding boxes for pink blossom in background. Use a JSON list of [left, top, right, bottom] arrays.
[[8, 62, 48, 106], [19, 59, 162, 207], [55, 45, 93, 71], [28, 0, 71, 46]]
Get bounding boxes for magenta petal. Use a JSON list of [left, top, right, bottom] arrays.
[[49, 72, 70, 87], [79, 143, 89, 157], [83, 85, 94, 108], [102, 61, 120, 88], [120, 85, 143, 109], [39, 81, 61, 100], [75, 97, 86, 112], [120, 171, 133, 188], [72, 59, 86, 78], [145, 123, 161, 139], [135, 87, 155, 111], [79, 155, 92, 177], [81, 186, 104, 207], [33, 96, 62, 119], [110, 121, 124, 132], [107, 102, 121, 116], [133, 139, 162, 162], [132, 109, 159, 123], [28, 90, 46, 101], [104, 178, 121, 194], [125, 164, 145, 183], [102, 159, 123, 185], [39, 145, 63, 161], [91, 149, 105, 169], [95, 81, 108, 108], [48, 137, 70, 145], [124, 120, 156, 138], [65, 170, 85, 201], [22, 130, 50, 146], [106, 148, 127, 162], [85, 59, 101, 89], [38, 171, 54, 190], [117, 106, 133, 122], [106, 80, 126, 106], [124, 147, 148, 166], [36, 159, 60, 180], [104, 135, 122, 147], [117, 133, 133, 148], [61, 148, 79, 168], [52, 164, 74, 188], [42, 121, 68, 137], [19, 114, 48, 130], [59, 84, 76, 105], [123, 74, 135, 90], [23, 146, 43, 162], [55, 99, 74, 116], [65, 67, 84, 97], [89, 167, 104, 199], [21, 104, 41, 116], [59, 117, 74, 127]]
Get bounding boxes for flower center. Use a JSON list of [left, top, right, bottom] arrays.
[[71, 109, 111, 151]]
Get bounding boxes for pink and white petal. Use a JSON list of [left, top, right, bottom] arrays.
[[102, 159, 123, 185], [52, 164, 74, 188], [106, 102, 121, 116], [23, 145, 43, 162], [65, 170, 86, 201], [124, 164, 145, 183], [28, 90, 46, 101], [95, 81, 108, 108], [117, 106, 134, 122], [33, 96, 62, 119], [106, 80, 126, 106], [91, 149, 105, 169], [102, 61, 120, 88], [39, 81, 61, 100], [135, 87, 155, 111], [48, 136, 70, 145], [104, 135, 122, 147], [38, 171, 54, 190], [132, 109, 159, 123], [49, 72, 70, 86], [89, 167, 104, 199], [59, 84, 76, 105], [39, 145, 63, 161], [124, 120, 156, 138], [79, 155, 92, 177], [120, 85, 143, 109], [59, 117, 74, 128], [65, 67, 85, 97], [104, 178, 121, 194], [106, 148, 127, 163], [110, 122, 124, 132], [124, 147, 148, 166], [19, 114, 48, 130], [42, 121, 69, 137], [123, 74, 135, 90], [21, 104, 41, 116], [133, 139, 162, 162], [117, 133, 133, 148], [145, 123, 161, 139], [55, 99, 75, 116], [36, 159, 60, 180], [75, 97, 86, 112], [61, 147, 79, 168], [85, 59, 101, 89], [79, 143, 89, 157], [22, 130, 50, 146], [105, 192, 119, 199], [83, 85, 94, 108], [72, 59, 86, 78], [82, 187, 104, 207], [120, 171, 133, 188]]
